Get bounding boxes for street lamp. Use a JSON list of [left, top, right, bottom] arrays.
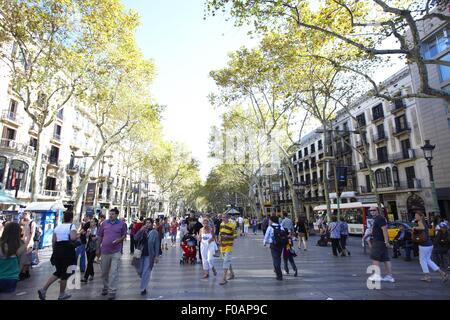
[[421, 140, 440, 215], [293, 181, 306, 218]]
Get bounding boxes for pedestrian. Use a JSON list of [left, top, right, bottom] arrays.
[[295, 216, 308, 251], [162, 217, 170, 250], [251, 217, 257, 235], [280, 212, 294, 237], [81, 218, 98, 283], [19, 211, 35, 281], [76, 215, 91, 274], [283, 235, 298, 277], [154, 218, 163, 256], [170, 218, 178, 247], [0, 222, 26, 293], [392, 224, 414, 261], [339, 216, 350, 256], [433, 222, 450, 272], [31, 221, 42, 266], [261, 214, 269, 236], [328, 216, 343, 257], [198, 217, 217, 278], [179, 216, 188, 240], [130, 217, 144, 254], [192, 217, 204, 263], [243, 217, 249, 236], [367, 207, 395, 283], [134, 218, 160, 295], [218, 213, 237, 285], [37, 210, 77, 300], [237, 216, 244, 236], [412, 211, 448, 282], [263, 215, 287, 281], [96, 208, 127, 300]]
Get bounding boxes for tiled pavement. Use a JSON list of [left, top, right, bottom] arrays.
[[1, 233, 450, 300]]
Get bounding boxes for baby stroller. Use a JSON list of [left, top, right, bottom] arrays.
[[180, 233, 197, 265]]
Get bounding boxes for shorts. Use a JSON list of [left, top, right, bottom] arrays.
[[222, 251, 233, 269], [370, 241, 390, 262]]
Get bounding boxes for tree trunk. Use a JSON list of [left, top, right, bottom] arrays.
[[282, 160, 301, 219], [72, 144, 107, 224], [30, 127, 44, 202]]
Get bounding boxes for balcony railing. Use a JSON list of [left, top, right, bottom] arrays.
[[391, 100, 406, 113], [373, 132, 388, 144], [393, 123, 411, 136], [66, 164, 79, 175], [48, 157, 60, 166], [52, 133, 61, 141], [1, 111, 21, 124], [391, 149, 416, 163], [42, 190, 60, 197], [0, 139, 36, 157]]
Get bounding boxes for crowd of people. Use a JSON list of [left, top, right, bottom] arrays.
[[0, 206, 449, 298]]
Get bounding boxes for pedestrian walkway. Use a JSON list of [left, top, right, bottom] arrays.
[[1, 233, 450, 300]]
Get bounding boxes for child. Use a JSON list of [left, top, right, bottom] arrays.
[[283, 237, 298, 277]]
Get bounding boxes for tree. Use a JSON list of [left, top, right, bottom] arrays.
[[206, 0, 450, 102], [0, 0, 142, 202]]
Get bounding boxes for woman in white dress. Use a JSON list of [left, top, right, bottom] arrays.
[[198, 218, 217, 278]]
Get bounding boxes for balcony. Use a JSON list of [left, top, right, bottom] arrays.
[[391, 149, 416, 164], [51, 133, 61, 145], [360, 186, 372, 193], [393, 123, 411, 137], [48, 157, 60, 167], [42, 190, 60, 197], [373, 132, 388, 144], [0, 139, 36, 157], [356, 139, 368, 150], [65, 164, 79, 175], [391, 100, 406, 114], [1, 111, 21, 127], [79, 167, 87, 178], [371, 112, 384, 124], [359, 162, 368, 170]]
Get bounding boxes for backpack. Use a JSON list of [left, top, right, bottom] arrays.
[[272, 225, 289, 248], [30, 221, 41, 242]]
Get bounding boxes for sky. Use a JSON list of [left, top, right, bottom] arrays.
[[122, 0, 259, 180], [122, 0, 405, 181]]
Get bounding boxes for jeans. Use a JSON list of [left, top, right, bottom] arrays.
[[340, 235, 348, 253], [130, 235, 135, 254], [283, 255, 297, 273], [76, 244, 86, 272], [84, 250, 96, 279], [270, 246, 283, 279], [419, 245, 440, 273], [252, 225, 257, 234], [101, 252, 122, 294], [0, 279, 17, 293], [434, 250, 449, 270], [139, 256, 155, 292], [331, 238, 342, 256]]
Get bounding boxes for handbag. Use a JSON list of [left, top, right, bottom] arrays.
[[134, 248, 142, 259], [412, 229, 426, 244]]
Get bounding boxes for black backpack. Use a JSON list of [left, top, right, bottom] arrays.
[[272, 225, 289, 248]]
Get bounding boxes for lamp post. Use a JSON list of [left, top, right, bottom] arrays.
[[421, 140, 440, 215], [293, 181, 306, 219]]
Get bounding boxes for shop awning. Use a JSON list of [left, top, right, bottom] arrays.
[[25, 200, 66, 211], [0, 190, 24, 205]]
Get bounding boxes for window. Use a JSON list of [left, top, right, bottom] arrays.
[[376, 123, 385, 140], [356, 113, 366, 127], [422, 28, 450, 59], [375, 169, 386, 188], [395, 115, 408, 132], [304, 147, 308, 156], [298, 150, 302, 159], [392, 166, 399, 187], [9, 99, 18, 114], [66, 176, 73, 194], [6, 160, 28, 191], [401, 139, 411, 159], [49, 146, 59, 164], [54, 124, 62, 139], [343, 122, 348, 132], [365, 175, 372, 193], [305, 159, 309, 169], [311, 143, 315, 153], [318, 140, 323, 150], [45, 177, 57, 191], [57, 108, 64, 120], [377, 146, 388, 163], [439, 53, 450, 82], [386, 167, 392, 187], [405, 166, 416, 189], [372, 103, 384, 120], [29, 138, 37, 150]]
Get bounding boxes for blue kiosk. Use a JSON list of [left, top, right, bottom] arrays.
[[24, 200, 66, 249]]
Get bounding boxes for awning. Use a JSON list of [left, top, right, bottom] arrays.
[[25, 200, 66, 211], [0, 191, 24, 205], [313, 202, 383, 211], [225, 207, 240, 215]]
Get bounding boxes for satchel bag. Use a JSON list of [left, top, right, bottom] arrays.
[[133, 248, 142, 259], [412, 229, 426, 244]]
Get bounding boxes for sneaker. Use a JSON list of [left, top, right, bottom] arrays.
[[101, 288, 108, 296], [227, 273, 235, 280], [37, 289, 46, 300], [368, 274, 382, 282], [294, 270, 298, 277], [58, 293, 72, 300], [140, 289, 147, 296], [382, 275, 395, 283]]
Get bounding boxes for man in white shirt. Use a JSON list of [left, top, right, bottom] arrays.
[[263, 215, 286, 281], [237, 216, 244, 236]]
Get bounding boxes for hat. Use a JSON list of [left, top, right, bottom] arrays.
[[439, 222, 448, 229]]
